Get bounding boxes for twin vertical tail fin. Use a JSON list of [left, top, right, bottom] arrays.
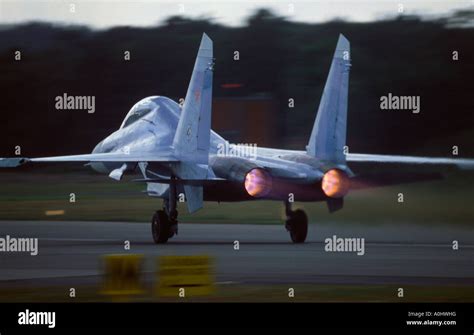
[[173, 33, 214, 164], [307, 34, 351, 164], [171, 33, 214, 213], [172, 34, 348, 212]]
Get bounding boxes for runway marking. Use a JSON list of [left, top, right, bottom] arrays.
[[44, 210, 65, 216], [368, 242, 474, 248], [36, 238, 474, 248], [40, 238, 119, 242]]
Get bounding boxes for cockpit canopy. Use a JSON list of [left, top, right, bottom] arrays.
[[122, 108, 152, 128], [120, 99, 155, 129], [120, 96, 181, 129]]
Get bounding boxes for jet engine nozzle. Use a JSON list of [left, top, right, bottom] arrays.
[[244, 168, 272, 198], [321, 169, 350, 198]]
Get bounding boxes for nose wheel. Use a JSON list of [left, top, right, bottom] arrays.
[[284, 201, 308, 243]]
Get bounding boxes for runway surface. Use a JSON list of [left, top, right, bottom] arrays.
[[0, 220, 473, 287]]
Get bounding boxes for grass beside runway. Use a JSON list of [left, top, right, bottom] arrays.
[[0, 170, 473, 225], [1, 283, 474, 302]]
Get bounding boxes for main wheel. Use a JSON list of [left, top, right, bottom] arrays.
[[287, 209, 308, 243], [152, 210, 170, 244]]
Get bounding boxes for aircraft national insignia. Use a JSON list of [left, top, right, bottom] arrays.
[[186, 125, 192, 141]]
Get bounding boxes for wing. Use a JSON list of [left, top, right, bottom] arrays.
[[346, 153, 474, 169], [133, 177, 226, 186], [0, 152, 178, 167]]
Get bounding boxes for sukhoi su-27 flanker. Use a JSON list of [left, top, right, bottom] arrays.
[[2, 33, 474, 243]]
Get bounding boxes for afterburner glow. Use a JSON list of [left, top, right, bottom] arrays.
[[321, 169, 350, 198], [244, 168, 272, 197]]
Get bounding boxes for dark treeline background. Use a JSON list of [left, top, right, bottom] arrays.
[[0, 9, 473, 157]]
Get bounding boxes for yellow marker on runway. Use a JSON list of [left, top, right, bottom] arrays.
[[45, 210, 65, 216], [157, 255, 214, 297], [101, 254, 145, 296]]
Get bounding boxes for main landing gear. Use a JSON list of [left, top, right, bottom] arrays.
[[151, 177, 178, 244], [284, 201, 308, 243], [151, 178, 308, 244]]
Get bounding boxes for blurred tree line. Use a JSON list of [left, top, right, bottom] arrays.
[[0, 9, 473, 157]]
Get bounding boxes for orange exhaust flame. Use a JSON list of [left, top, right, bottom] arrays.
[[244, 168, 272, 197], [321, 169, 350, 198]]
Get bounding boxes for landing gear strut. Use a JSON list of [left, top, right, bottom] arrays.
[[284, 201, 308, 243], [151, 177, 178, 244]]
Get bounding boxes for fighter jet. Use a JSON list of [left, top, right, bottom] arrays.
[[2, 33, 473, 243]]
